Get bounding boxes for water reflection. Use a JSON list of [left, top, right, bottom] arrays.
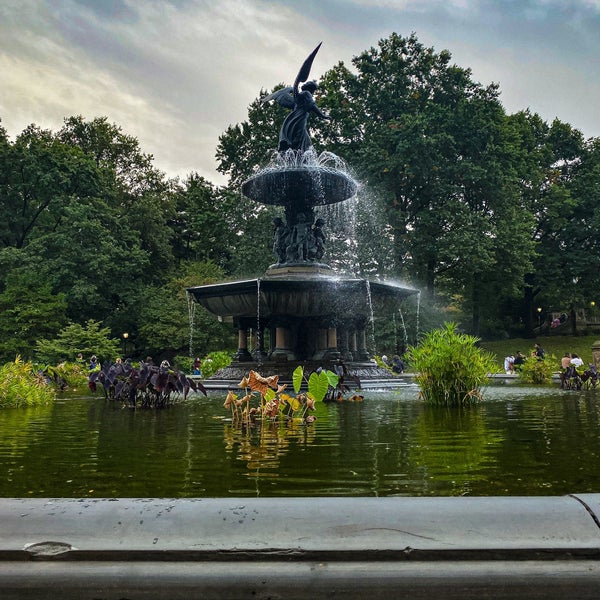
[[1, 387, 600, 497]]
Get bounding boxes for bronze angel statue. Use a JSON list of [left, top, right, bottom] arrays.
[[262, 42, 330, 153]]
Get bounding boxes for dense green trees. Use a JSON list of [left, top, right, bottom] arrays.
[[216, 32, 599, 339], [0, 117, 235, 363], [2, 31, 600, 363]]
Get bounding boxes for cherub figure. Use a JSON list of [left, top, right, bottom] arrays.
[[272, 217, 290, 264], [262, 42, 331, 153]]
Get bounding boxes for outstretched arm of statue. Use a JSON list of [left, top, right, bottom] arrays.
[[312, 105, 331, 120]]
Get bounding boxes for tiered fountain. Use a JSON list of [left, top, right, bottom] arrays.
[[187, 44, 418, 383]]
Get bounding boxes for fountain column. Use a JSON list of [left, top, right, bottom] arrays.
[[356, 322, 370, 361], [234, 318, 253, 362], [271, 318, 297, 361], [338, 326, 354, 362], [252, 325, 269, 361], [311, 319, 331, 361], [349, 329, 359, 361], [323, 322, 341, 360]]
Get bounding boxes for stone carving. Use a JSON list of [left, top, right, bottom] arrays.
[[272, 214, 327, 265]]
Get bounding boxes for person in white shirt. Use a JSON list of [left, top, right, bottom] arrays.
[[570, 354, 584, 368]]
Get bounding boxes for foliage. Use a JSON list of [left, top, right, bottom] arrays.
[[479, 335, 597, 371], [35, 320, 120, 365], [0, 356, 55, 408], [89, 359, 206, 408], [406, 323, 497, 406], [224, 365, 351, 425], [137, 261, 235, 360], [201, 351, 233, 378], [518, 355, 557, 385], [42, 361, 89, 391], [0, 270, 68, 362]]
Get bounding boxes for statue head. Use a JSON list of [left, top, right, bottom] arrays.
[[301, 80, 318, 93]]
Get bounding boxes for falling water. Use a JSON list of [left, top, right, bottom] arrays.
[[256, 278, 263, 367], [416, 291, 421, 342], [365, 280, 376, 355], [186, 291, 196, 358], [398, 307, 409, 348]]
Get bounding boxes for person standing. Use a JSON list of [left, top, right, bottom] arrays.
[[193, 357, 202, 376]]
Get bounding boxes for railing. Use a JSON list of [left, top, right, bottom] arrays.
[[2, 495, 600, 598]]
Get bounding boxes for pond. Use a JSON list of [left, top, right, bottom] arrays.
[[1, 383, 600, 498]]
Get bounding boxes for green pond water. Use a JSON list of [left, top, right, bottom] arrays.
[[1, 383, 599, 498]]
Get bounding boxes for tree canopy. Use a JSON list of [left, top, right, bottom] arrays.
[[2, 31, 600, 361]]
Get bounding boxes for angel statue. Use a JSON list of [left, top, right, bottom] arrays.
[[262, 42, 331, 153]]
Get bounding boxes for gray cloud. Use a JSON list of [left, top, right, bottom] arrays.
[[1, 0, 599, 184]]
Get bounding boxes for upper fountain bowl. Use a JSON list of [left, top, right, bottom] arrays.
[[242, 165, 357, 207]]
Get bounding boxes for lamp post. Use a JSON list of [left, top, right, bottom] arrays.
[[537, 307, 542, 330], [122, 332, 129, 357]]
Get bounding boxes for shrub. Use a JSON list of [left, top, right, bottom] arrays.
[[406, 323, 497, 406], [42, 361, 89, 391], [0, 356, 55, 408], [518, 355, 557, 384], [202, 351, 233, 378]]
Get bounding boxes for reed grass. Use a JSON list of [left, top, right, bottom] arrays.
[[0, 356, 55, 408], [407, 323, 498, 406]]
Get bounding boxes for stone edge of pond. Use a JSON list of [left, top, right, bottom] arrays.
[[1, 496, 600, 598]]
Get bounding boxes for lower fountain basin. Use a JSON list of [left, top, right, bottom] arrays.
[[187, 272, 417, 320]]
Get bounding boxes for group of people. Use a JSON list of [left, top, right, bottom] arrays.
[[504, 344, 590, 375], [561, 352, 584, 370], [503, 351, 526, 374], [381, 354, 405, 374], [503, 344, 546, 374]]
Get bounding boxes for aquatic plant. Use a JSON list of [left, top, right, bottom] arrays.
[[224, 364, 349, 425], [89, 359, 206, 408], [0, 356, 55, 408], [406, 323, 497, 406], [42, 361, 88, 391], [518, 355, 557, 384]]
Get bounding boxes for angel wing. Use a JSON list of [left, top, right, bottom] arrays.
[[261, 86, 294, 109], [294, 42, 322, 92]]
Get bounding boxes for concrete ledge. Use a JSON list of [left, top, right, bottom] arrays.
[[1, 496, 600, 598]]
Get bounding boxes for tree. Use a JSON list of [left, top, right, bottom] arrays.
[[35, 320, 120, 365], [136, 261, 236, 361], [169, 174, 232, 268], [0, 271, 68, 362], [0, 124, 100, 250], [507, 112, 585, 335], [317, 33, 536, 333]]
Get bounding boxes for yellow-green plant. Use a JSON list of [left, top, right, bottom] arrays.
[[406, 323, 497, 406], [0, 356, 56, 408], [43, 361, 88, 391], [223, 365, 340, 424], [518, 355, 557, 384]]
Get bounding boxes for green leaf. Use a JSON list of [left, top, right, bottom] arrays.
[[292, 365, 304, 393], [324, 370, 339, 388], [308, 371, 330, 403]]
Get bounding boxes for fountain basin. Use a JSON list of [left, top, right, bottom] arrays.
[[188, 274, 416, 319], [241, 166, 357, 207]]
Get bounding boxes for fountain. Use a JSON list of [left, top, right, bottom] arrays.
[[187, 44, 418, 383]]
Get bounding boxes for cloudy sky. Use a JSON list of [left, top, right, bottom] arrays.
[[1, 0, 600, 185]]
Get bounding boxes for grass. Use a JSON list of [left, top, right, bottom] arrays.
[[479, 334, 600, 370]]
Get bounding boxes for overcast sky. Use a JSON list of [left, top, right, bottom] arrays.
[[1, 0, 600, 185]]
